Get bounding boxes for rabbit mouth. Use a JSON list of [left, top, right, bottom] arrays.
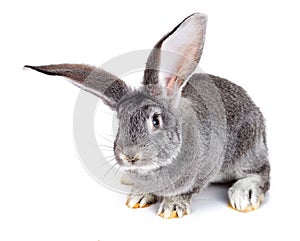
[[115, 155, 162, 173], [114, 145, 179, 173]]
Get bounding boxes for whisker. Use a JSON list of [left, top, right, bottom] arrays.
[[102, 158, 116, 163], [95, 132, 115, 137], [99, 162, 111, 168], [103, 162, 119, 178], [95, 133, 114, 143], [95, 144, 113, 149], [98, 133, 115, 137], [104, 154, 116, 159], [113, 165, 121, 177], [96, 110, 114, 115], [99, 148, 114, 152], [102, 156, 116, 162], [104, 156, 115, 161], [99, 161, 114, 168], [96, 156, 117, 168]]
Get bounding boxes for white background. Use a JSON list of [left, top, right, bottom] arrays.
[[1, 0, 300, 240]]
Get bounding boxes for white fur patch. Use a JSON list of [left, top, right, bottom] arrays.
[[228, 175, 265, 212]]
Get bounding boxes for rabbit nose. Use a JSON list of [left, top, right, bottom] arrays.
[[119, 152, 140, 163]]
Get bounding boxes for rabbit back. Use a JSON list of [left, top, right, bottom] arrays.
[[182, 73, 270, 186]]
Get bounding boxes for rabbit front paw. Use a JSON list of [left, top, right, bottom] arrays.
[[228, 176, 265, 212], [157, 196, 191, 219], [120, 174, 134, 185], [126, 193, 157, 208]]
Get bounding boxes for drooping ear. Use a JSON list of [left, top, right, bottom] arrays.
[[24, 64, 129, 109], [143, 13, 207, 97]]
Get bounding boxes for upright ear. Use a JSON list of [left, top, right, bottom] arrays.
[[24, 64, 129, 109], [143, 13, 207, 97]]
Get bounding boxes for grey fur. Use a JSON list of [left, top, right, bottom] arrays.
[[25, 13, 270, 217], [24, 64, 128, 108]]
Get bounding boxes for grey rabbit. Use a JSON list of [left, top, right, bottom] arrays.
[[25, 13, 270, 218]]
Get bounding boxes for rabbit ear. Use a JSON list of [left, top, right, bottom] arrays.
[[143, 13, 207, 97], [24, 64, 129, 109]]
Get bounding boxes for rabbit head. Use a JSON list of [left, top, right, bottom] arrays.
[[25, 13, 207, 174]]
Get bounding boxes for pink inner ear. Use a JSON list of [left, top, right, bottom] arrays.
[[158, 14, 207, 97], [165, 55, 186, 95], [165, 76, 172, 86], [166, 75, 176, 94], [166, 75, 185, 96]]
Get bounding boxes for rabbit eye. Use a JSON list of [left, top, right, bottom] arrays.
[[152, 115, 160, 129]]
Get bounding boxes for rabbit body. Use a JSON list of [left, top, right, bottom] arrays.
[[25, 13, 270, 218], [121, 73, 270, 217]]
